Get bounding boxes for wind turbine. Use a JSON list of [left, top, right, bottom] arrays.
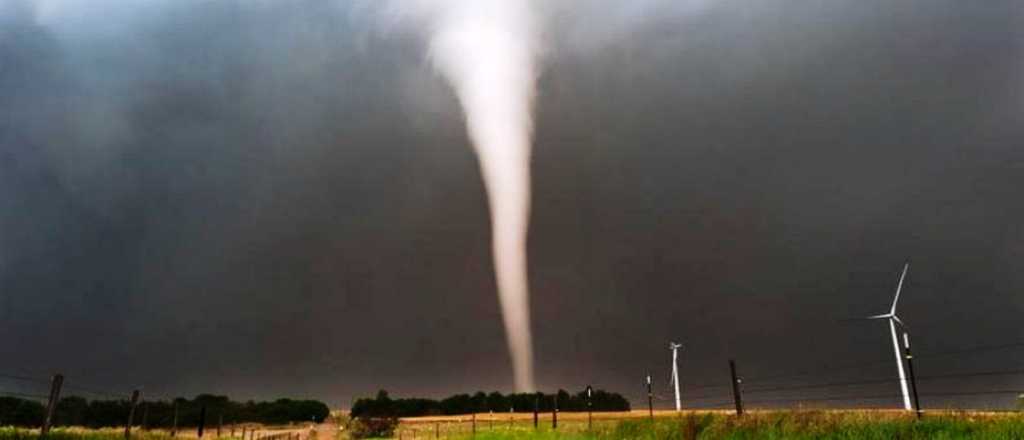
[[865, 262, 912, 410], [668, 342, 683, 412]]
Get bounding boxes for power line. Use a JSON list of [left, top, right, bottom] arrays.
[[743, 378, 899, 395], [921, 390, 1024, 398], [0, 390, 49, 400], [62, 383, 132, 400], [0, 372, 51, 386], [918, 369, 1024, 382]]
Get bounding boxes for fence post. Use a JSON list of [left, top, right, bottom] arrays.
[[198, 405, 207, 438], [124, 390, 140, 440], [903, 332, 923, 419], [41, 373, 64, 436], [434, 422, 439, 439], [552, 393, 557, 430], [471, 412, 476, 436], [586, 385, 593, 431], [171, 401, 179, 437], [646, 373, 654, 421], [533, 393, 539, 429], [141, 404, 149, 431], [729, 359, 744, 417], [217, 414, 223, 437]]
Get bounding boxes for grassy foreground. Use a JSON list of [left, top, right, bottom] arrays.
[[436, 411, 1024, 440], [0, 428, 173, 440]]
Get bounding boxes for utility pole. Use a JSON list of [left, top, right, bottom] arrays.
[[42, 374, 64, 436], [645, 373, 653, 421], [903, 332, 922, 419], [124, 390, 140, 440], [729, 360, 743, 417]]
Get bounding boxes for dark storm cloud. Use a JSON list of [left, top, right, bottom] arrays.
[[1, 0, 1023, 409]]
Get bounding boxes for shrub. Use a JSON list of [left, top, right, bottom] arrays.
[[347, 417, 398, 439]]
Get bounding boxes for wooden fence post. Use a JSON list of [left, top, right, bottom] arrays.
[[41, 374, 64, 436], [552, 393, 558, 430], [171, 401, 179, 437], [197, 405, 207, 438], [141, 404, 149, 431], [729, 360, 744, 417], [124, 390, 140, 440]]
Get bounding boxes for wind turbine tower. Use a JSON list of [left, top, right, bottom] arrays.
[[669, 342, 683, 412], [866, 262, 912, 411]]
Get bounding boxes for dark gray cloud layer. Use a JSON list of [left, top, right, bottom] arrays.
[[2, 0, 1023, 408]]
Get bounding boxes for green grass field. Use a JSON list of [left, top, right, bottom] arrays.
[[428, 411, 1024, 439], [0, 427, 173, 440]]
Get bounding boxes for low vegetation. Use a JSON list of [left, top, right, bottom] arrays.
[[432, 411, 1024, 439], [0, 427, 172, 440], [0, 395, 329, 428], [350, 390, 629, 419]]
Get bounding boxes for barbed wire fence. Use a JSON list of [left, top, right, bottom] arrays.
[[0, 372, 311, 440], [4, 339, 1024, 439]]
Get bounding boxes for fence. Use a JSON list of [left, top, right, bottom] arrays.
[[0, 372, 319, 439], [5, 339, 1024, 438]]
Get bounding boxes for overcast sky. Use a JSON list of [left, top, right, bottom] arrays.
[[2, 0, 1023, 409]]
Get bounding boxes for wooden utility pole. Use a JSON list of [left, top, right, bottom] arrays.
[[124, 390, 140, 440], [903, 332, 923, 419], [41, 374, 64, 436], [729, 360, 743, 417]]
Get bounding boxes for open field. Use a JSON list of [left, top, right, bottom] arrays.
[[380, 410, 1024, 439], [0, 425, 318, 440]]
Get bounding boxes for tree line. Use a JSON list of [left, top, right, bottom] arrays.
[[350, 389, 630, 418], [0, 394, 329, 428]]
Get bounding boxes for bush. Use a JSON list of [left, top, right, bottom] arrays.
[[347, 417, 398, 439]]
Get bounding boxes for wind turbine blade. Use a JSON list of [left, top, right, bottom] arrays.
[[890, 262, 910, 314], [892, 314, 907, 329], [865, 313, 892, 320]]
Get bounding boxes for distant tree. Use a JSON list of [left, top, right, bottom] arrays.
[[0, 394, 328, 428], [486, 392, 507, 412], [0, 397, 45, 426], [349, 388, 630, 419]]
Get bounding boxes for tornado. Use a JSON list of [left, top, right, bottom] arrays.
[[425, 0, 539, 392]]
